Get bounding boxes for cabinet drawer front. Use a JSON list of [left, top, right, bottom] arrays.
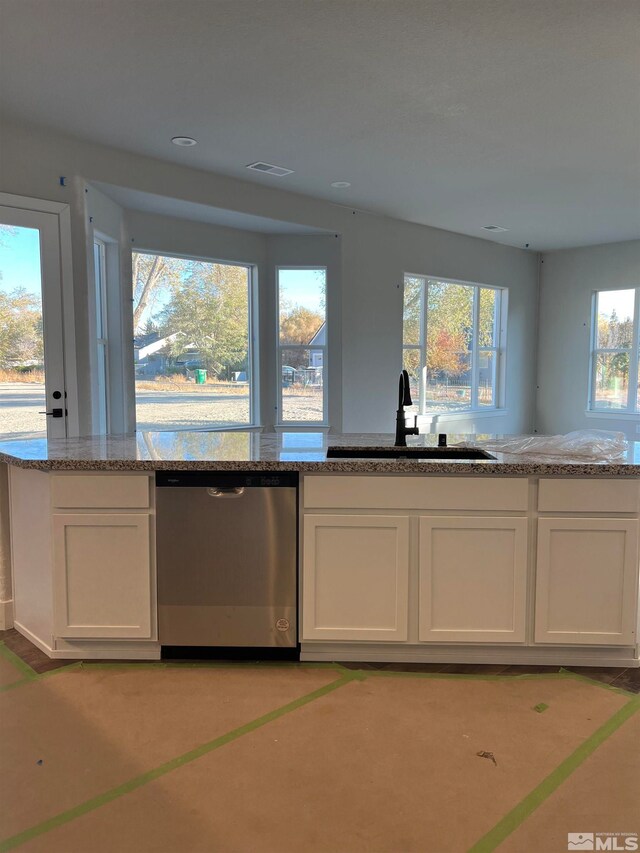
[[304, 475, 528, 511], [52, 474, 150, 509], [538, 479, 639, 513]]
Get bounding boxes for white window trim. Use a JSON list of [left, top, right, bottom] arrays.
[[131, 248, 260, 430], [588, 286, 640, 415], [276, 265, 328, 427], [402, 273, 507, 417], [93, 237, 109, 434]]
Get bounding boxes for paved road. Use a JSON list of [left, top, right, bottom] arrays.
[[0, 383, 322, 439]]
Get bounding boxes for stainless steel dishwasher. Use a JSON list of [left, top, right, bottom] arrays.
[[156, 471, 298, 651]]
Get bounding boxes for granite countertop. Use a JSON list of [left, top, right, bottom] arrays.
[[0, 431, 639, 476]]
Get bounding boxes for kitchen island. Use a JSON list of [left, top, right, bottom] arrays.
[[1, 431, 639, 668]]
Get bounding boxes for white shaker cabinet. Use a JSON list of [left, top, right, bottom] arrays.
[[302, 514, 409, 641], [52, 513, 152, 639], [534, 479, 639, 647], [419, 516, 528, 643], [49, 473, 154, 640], [534, 517, 639, 646], [8, 467, 156, 657]]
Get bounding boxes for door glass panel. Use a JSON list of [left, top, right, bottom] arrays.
[[132, 252, 251, 430], [280, 349, 324, 422], [0, 223, 46, 439]]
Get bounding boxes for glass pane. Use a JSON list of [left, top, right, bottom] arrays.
[[479, 288, 498, 348], [637, 354, 640, 413], [280, 349, 324, 422], [425, 281, 473, 411], [93, 241, 105, 339], [278, 269, 326, 345], [132, 252, 251, 429], [596, 289, 634, 349], [0, 223, 46, 439], [593, 352, 629, 410], [402, 348, 421, 416], [425, 353, 472, 411], [478, 350, 496, 407], [96, 343, 108, 434], [403, 276, 422, 345]]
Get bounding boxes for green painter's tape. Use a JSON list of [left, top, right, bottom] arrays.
[[558, 667, 638, 699], [0, 671, 356, 852], [0, 642, 37, 681], [468, 696, 640, 853], [533, 703, 549, 713]]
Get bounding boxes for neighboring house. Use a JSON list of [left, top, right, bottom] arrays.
[[308, 322, 325, 369]]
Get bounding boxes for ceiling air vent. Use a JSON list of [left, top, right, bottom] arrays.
[[482, 225, 509, 232], [246, 162, 294, 177]]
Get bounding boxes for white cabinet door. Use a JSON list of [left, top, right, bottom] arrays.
[[53, 514, 152, 639], [302, 515, 409, 641], [419, 517, 528, 643], [535, 518, 639, 646]]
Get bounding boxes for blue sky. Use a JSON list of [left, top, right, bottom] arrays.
[[0, 226, 42, 299]]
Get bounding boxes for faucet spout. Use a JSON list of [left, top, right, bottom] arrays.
[[394, 371, 419, 447]]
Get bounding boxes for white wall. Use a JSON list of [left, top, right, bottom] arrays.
[[537, 240, 640, 439], [0, 117, 540, 434]]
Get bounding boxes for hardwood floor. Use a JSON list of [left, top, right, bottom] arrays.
[[2, 627, 639, 692]]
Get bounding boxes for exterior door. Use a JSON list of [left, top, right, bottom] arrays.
[[0, 202, 68, 439]]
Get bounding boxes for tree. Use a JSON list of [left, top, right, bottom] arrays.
[[132, 252, 182, 333], [403, 280, 497, 378], [0, 287, 44, 368], [279, 305, 324, 345], [158, 261, 250, 379]]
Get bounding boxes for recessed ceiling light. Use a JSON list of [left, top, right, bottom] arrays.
[[482, 225, 508, 232], [171, 136, 197, 147], [331, 181, 351, 188]]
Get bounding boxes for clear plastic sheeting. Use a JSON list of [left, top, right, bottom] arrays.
[[457, 430, 628, 463]]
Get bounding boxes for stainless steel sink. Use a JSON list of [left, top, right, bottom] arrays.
[[326, 446, 496, 460]]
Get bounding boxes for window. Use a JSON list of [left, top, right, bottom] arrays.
[[402, 275, 505, 415], [93, 239, 109, 433], [131, 251, 255, 430], [277, 267, 327, 424], [589, 288, 640, 414]]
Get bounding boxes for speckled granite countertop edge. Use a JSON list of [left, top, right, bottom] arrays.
[[1, 452, 638, 477]]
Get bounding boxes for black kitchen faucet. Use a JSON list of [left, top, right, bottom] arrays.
[[394, 370, 419, 447]]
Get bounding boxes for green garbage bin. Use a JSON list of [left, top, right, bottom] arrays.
[[194, 369, 207, 384]]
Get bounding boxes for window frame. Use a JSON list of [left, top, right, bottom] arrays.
[[131, 248, 259, 431], [93, 237, 110, 434], [588, 286, 640, 415], [276, 265, 328, 427], [402, 273, 507, 417]]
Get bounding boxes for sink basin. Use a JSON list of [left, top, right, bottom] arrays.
[[326, 446, 496, 460]]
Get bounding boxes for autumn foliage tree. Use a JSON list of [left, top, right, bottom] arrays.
[[0, 288, 44, 369]]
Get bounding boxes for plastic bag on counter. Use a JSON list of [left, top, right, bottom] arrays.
[[456, 430, 628, 462]]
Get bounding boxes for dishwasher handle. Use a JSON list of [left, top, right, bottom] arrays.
[[206, 486, 246, 498]]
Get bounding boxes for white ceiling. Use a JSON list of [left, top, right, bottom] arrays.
[[92, 182, 331, 235], [1, 0, 639, 250]]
